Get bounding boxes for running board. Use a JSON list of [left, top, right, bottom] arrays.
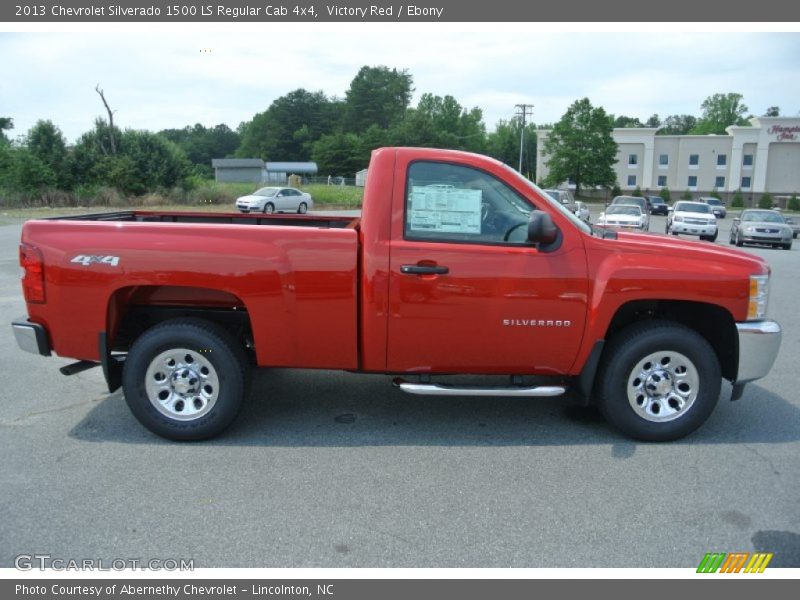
[[394, 379, 566, 398]]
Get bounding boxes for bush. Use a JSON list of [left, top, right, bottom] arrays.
[[304, 184, 363, 207], [611, 183, 621, 197], [788, 193, 800, 212], [659, 187, 671, 202], [731, 189, 744, 208], [680, 190, 693, 200], [758, 193, 773, 209], [632, 185, 642, 197], [710, 191, 721, 200]]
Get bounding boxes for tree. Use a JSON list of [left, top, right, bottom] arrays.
[[486, 117, 537, 175], [612, 115, 643, 128], [691, 93, 749, 135], [542, 98, 617, 195], [658, 115, 697, 135], [160, 123, 240, 175], [95, 85, 119, 154], [390, 93, 486, 154], [763, 106, 780, 117], [2, 148, 56, 195], [645, 114, 661, 128], [345, 66, 413, 132], [659, 187, 671, 202], [632, 185, 642, 197], [788, 193, 799, 211], [311, 132, 365, 175], [758, 193, 773, 209], [0, 117, 13, 143], [236, 89, 338, 161], [731, 189, 744, 208], [26, 120, 71, 189]]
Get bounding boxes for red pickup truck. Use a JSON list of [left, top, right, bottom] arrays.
[[12, 147, 782, 442]]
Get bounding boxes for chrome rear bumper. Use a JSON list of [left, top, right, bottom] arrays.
[[11, 318, 51, 357]]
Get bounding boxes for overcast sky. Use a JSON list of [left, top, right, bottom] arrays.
[[2, 29, 800, 143]]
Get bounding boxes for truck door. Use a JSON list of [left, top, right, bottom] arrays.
[[386, 159, 589, 375]]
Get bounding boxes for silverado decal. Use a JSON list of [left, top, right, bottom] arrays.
[[503, 319, 572, 327], [71, 255, 120, 267]]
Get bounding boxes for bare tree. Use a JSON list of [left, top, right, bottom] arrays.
[[95, 85, 117, 154]]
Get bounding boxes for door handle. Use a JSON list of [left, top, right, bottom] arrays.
[[400, 264, 449, 275]]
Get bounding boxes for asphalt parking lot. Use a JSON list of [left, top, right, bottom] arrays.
[[1, 210, 798, 568]]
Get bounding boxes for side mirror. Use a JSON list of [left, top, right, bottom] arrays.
[[667, 207, 674, 212], [733, 217, 741, 223], [527, 210, 558, 245]]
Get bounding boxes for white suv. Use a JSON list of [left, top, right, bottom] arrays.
[[667, 201, 718, 242]]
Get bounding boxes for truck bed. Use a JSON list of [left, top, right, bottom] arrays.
[[48, 210, 358, 229]]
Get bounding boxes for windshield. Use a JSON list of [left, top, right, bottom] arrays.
[[254, 187, 280, 197], [607, 205, 641, 216], [649, 198, 665, 205], [742, 211, 785, 223], [675, 202, 711, 213], [500, 164, 591, 234], [705, 199, 722, 206], [612, 196, 644, 208]]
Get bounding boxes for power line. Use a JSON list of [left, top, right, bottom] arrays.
[[515, 104, 535, 174]]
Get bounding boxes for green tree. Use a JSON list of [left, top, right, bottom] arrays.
[[681, 189, 693, 200], [486, 117, 537, 176], [659, 187, 671, 202], [758, 193, 773, 209], [2, 148, 56, 195], [645, 114, 661, 128], [237, 89, 338, 161], [0, 117, 13, 143], [160, 123, 240, 173], [542, 98, 617, 195], [763, 106, 780, 117], [345, 66, 413, 133], [632, 185, 642, 197], [691, 93, 749, 135], [658, 115, 697, 135], [611, 183, 622, 197], [731, 189, 744, 208], [311, 132, 365, 176], [26, 120, 72, 190], [612, 115, 643, 128]]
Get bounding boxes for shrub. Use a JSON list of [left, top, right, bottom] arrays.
[[731, 189, 744, 208], [632, 185, 642, 197], [680, 189, 693, 200], [758, 193, 773, 209], [611, 183, 621, 197], [710, 191, 721, 200], [659, 187, 671, 202], [788, 193, 800, 212]]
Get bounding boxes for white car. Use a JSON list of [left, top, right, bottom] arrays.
[[666, 201, 718, 242], [596, 204, 646, 231], [573, 201, 591, 224], [236, 187, 313, 214]]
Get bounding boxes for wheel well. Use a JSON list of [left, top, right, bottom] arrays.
[[605, 300, 737, 381], [107, 286, 254, 359]]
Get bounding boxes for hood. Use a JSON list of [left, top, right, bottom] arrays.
[[237, 195, 266, 202], [610, 230, 769, 273]]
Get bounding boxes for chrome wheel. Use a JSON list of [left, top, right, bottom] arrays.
[[626, 350, 699, 422], [145, 348, 219, 421]]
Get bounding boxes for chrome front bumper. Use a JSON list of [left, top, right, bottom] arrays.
[[11, 318, 51, 357], [736, 320, 781, 384]]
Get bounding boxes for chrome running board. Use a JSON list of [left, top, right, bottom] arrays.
[[395, 381, 566, 397]]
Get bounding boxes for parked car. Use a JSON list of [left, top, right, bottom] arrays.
[[542, 189, 577, 212], [783, 216, 800, 239], [596, 204, 647, 231], [647, 196, 669, 216], [699, 197, 727, 218], [729, 209, 793, 250], [610, 196, 650, 230], [666, 201, 718, 242], [236, 187, 313, 214], [573, 201, 591, 224]]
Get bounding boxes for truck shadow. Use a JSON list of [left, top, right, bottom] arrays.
[[69, 368, 800, 449]]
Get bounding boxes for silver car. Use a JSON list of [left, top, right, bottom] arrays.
[[730, 209, 793, 250], [236, 187, 313, 214], [542, 189, 577, 212]]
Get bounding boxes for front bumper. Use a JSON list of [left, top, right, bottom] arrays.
[[740, 233, 791, 245], [671, 222, 717, 235], [736, 320, 781, 384], [12, 317, 51, 356]]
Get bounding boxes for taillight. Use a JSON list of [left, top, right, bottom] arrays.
[[19, 243, 45, 303]]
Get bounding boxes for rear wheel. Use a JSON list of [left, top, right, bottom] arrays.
[[297, 202, 308, 214], [783, 242, 792, 250], [122, 319, 248, 441], [596, 321, 721, 441], [263, 202, 275, 214]]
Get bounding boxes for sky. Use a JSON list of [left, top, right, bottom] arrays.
[[2, 28, 800, 143]]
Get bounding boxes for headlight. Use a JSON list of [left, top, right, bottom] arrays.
[[674, 215, 683, 222], [748, 274, 770, 320], [745, 226, 756, 233]]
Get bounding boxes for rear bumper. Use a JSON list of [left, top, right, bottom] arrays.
[[736, 320, 781, 384], [11, 317, 51, 356]]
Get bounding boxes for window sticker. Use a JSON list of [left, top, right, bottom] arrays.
[[408, 185, 482, 234]]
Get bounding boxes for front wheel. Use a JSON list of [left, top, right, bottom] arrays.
[[595, 321, 721, 441], [297, 202, 308, 214], [122, 319, 249, 441], [263, 202, 275, 214]]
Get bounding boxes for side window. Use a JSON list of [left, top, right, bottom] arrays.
[[405, 162, 534, 245]]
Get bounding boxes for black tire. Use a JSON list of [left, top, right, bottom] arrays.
[[735, 232, 743, 247], [263, 202, 275, 214], [595, 320, 721, 441], [122, 318, 249, 441], [297, 202, 308, 214], [783, 242, 792, 250]]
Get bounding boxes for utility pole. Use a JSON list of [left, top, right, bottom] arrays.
[[515, 103, 534, 174]]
